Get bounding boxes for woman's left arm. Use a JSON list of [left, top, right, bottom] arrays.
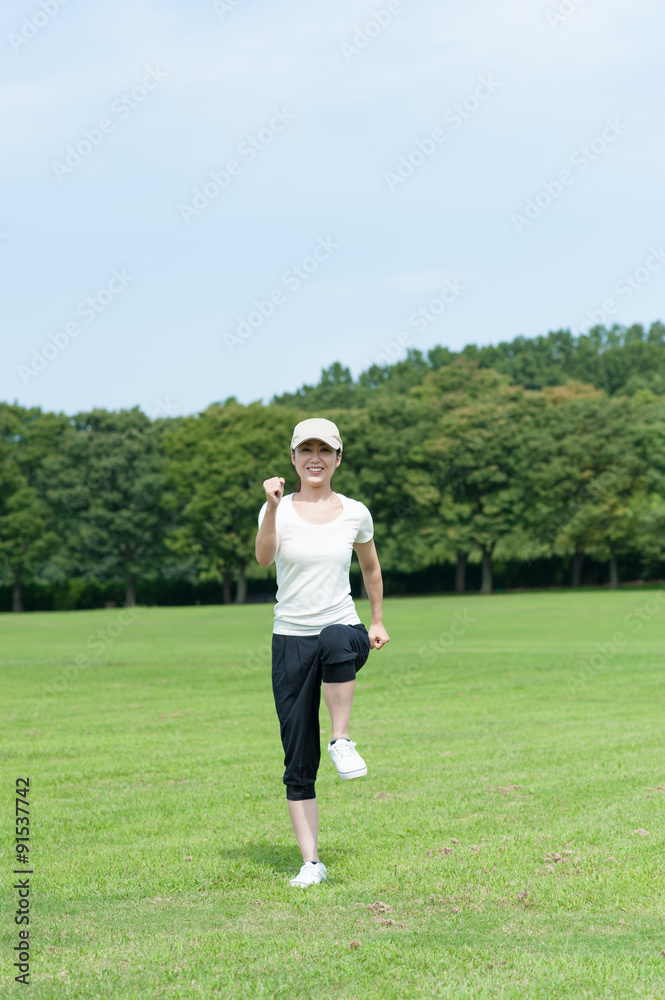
[[353, 539, 390, 650]]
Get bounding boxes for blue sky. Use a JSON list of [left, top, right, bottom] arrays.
[[1, 0, 663, 418]]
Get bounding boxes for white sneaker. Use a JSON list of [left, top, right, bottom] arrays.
[[289, 861, 327, 888], [328, 739, 367, 779]]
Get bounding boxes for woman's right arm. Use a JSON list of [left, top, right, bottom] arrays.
[[255, 476, 285, 566]]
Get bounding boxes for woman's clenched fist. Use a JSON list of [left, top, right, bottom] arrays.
[[263, 476, 285, 509]]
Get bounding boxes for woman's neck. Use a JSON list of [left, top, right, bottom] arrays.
[[296, 485, 335, 503]]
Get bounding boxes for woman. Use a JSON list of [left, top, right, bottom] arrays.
[[255, 417, 390, 887]]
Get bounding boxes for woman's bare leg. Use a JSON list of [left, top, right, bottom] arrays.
[[322, 678, 355, 739], [287, 799, 319, 862]]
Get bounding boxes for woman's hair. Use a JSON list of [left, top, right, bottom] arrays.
[[291, 447, 341, 493]]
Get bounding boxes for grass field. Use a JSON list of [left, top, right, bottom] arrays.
[[2, 589, 665, 999]]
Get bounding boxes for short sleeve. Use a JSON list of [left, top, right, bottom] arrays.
[[258, 501, 268, 528], [354, 502, 374, 543]]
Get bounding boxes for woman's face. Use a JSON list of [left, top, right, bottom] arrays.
[[291, 439, 341, 487]]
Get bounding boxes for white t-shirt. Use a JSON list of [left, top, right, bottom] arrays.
[[257, 492, 374, 635]]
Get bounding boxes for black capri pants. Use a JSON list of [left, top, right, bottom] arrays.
[[272, 623, 371, 801]]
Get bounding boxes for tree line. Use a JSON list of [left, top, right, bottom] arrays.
[[2, 321, 664, 611]]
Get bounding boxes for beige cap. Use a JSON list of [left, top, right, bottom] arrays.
[[291, 417, 343, 453]]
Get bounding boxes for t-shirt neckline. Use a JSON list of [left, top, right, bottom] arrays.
[[289, 492, 345, 526]]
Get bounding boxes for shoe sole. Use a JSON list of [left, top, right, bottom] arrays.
[[289, 878, 327, 887], [337, 766, 367, 779]]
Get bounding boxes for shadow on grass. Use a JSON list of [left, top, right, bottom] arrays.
[[224, 840, 294, 874], [223, 840, 350, 877]]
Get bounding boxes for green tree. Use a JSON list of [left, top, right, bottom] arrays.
[[272, 320, 665, 424], [43, 408, 170, 606], [0, 404, 67, 610], [461, 322, 665, 397], [0, 461, 54, 611], [412, 361, 534, 593], [356, 349, 431, 401], [272, 362, 357, 410], [164, 400, 299, 603], [525, 388, 651, 587], [633, 393, 665, 572], [325, 393, 435, 586]]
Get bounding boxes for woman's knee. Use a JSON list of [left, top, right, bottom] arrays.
[[319, 625, 369, 682], [317, 624, 350, 656]]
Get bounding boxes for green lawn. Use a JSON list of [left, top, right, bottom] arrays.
[[2, 590, 665, 999]]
